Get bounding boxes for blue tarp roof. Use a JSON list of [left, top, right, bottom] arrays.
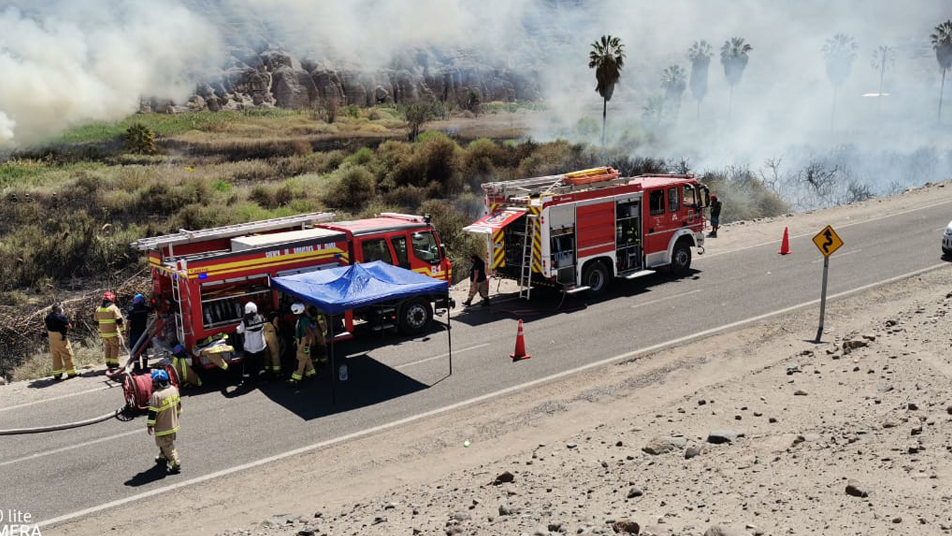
[[271, 261, 449, 315]]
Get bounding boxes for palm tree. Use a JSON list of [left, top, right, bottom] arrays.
[[589, 35, 626, 145], [931, 20, 952, 123], [687, 40, 713, 119], [720, 37, 752, 120], [871, 45, 895, 111], [822, 33, 858, 127], [661, 65, 687, 121]]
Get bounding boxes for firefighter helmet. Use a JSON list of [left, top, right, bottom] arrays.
[[151, 369, 169, 383], [291, 302, 305, 315], [244, 301, 258, 314], [133, 293, 144, 304], [172, 344, 185, 355], [102, 291, 115, 302], [710, 194, 718, 201]]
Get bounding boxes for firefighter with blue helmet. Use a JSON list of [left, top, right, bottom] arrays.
[[147, 368, 182, 474], [126, 293, 153, 371], [170, 344, 202, 388]]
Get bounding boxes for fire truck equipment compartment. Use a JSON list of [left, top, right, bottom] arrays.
[[271, 261, 448, 314], [230, 227, 344, 251]]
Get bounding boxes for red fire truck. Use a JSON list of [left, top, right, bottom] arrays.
[[464, 167, 710, 298], [133, 212, 452, 368]]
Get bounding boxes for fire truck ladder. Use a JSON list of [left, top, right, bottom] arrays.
[[518, 214, 537, 300], [170, 273, 190, 345], [133, 212, 335, 253]]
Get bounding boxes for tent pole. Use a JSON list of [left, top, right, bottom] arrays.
[[329, 314, 336, 405], [447, 292, 453, 376]]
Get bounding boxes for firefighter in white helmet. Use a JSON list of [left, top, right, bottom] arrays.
[[236, 301, 266, 381], [288, 302, 318, 385]]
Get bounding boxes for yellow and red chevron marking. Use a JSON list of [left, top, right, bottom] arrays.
[[492, 228, 506, 269], [530, 205, 543, 272]]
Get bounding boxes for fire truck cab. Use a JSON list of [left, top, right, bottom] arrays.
[[464, 167, 709, 298], [133, 212, 451, 369]]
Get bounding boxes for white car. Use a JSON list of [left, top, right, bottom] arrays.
[[944, 221, 952, 257]]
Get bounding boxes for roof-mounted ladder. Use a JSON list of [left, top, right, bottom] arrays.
[[132, 212, 335, 252]]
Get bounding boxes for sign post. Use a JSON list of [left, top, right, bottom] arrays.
[[812, 225, 844, 342]]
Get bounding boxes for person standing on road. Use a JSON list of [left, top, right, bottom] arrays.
[[236, 301, 266, 381], [44, 303, 76, 381], [709, 194, 722, 238], [95, 291, 124, 370], [125, 294, 153, 371], [288, 302, 317, 385], [262, 311, 282, 377], [462, 253, 490, 307], [147, 369, 182, 474]]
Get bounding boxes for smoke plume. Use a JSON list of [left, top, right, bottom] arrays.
[[0, 1, 222, 147]]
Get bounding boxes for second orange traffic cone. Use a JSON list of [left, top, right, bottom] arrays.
[[778, 226, 791, 255], [510, 319, 531, 361]]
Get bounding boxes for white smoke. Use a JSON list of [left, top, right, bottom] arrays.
[[0, 1, 223, 147]]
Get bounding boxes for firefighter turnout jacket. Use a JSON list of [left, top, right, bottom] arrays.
[[147, 385, 182, 436], [95, 302, 123, 338]]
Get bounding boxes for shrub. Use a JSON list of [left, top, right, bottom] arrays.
[[324, 165, 375, 209], [461, 138, 502, 186], [124, 123, 157, 155], [418, 133, 463, 195], [345, 147, 374, 167]]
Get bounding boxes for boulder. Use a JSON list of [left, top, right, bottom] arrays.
[[642, 436, 687, 455]]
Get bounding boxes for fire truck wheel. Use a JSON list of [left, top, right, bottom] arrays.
[[582, 261, 610, 295], [399, 298, 433, 335], [670, 240, 692, 276]]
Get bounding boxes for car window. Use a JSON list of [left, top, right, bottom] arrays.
[[411, 231, 440, 264], [361, 238, 392, 264], [668, 187, 680, 212], [649, 190, 665, 216], [391, 236, 409, 268], [683, 184, 697, 207]]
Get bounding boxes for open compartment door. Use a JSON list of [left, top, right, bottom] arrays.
[[463, 208, 526, 274]]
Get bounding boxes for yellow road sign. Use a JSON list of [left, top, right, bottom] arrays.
[[812, 225, 843, 257]]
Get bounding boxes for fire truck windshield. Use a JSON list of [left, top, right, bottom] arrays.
[[411, 232, 440, 264]]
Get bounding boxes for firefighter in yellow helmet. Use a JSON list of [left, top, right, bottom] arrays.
[[44, 303, 77, 380], [95, 291, 124, 370], [288, 302, 318, 385], [147, 369, 182, 474]]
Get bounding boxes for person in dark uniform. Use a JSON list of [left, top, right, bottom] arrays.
[[44, 304, 76, 380], [709, 194, 722, 238], [462, 253, 489, 307], [126, 294, 153, 370]]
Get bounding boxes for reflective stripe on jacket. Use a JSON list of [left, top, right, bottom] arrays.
[[96, 304, 122, 337]]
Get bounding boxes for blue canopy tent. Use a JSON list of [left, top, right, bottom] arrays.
[[271, 261, 453, 401]]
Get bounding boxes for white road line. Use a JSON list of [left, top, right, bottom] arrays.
[[811, 249, 862, 263], [39, 261, 950, 529], [394, 344, 490, 370], [0, 385, 115, 413], [0, 430, 142, 468], [701, 198, 952, 259], [631, 289, 702, 309]]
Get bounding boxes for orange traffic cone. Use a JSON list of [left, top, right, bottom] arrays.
[[510, 319, 531, 361], [778, 226, 792, 255]]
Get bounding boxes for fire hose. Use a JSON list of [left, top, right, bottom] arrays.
[[0, 407, 124, 436]]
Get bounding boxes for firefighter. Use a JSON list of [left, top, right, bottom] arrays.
[[262, 311, 282, 377], [462, 253, 490, 307], [171, 344, 202, 388], [709, 194, 722, 238], [44, 304, 76, 381], [125, 294, 152, 370], [236, 301, 267, 380], [95, 291, 124, 370], [288, 302, 318, 385], [147, 369, 182, 474], [311, 306, 330, 369]]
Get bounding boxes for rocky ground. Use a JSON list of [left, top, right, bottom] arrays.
[[200, 185, 952, 536]]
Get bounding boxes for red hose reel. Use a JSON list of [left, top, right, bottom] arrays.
[[120, 364, 179, 412]]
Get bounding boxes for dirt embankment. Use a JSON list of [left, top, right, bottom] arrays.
[[57, 182, 952, 536]]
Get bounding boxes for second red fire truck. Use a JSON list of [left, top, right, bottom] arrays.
[[464, 167, 710, 298]]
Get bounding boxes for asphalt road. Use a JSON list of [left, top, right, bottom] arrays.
[[2, 199, 950, 527]]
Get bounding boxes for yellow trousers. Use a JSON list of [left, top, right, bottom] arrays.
[[291, 346, 316, 381], [155, 433, 180, 468], [102, 336, 120, 366], [48, 331, 76, 376]]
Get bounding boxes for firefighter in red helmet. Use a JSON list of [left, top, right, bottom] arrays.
[[95, 291, 124, 370]]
